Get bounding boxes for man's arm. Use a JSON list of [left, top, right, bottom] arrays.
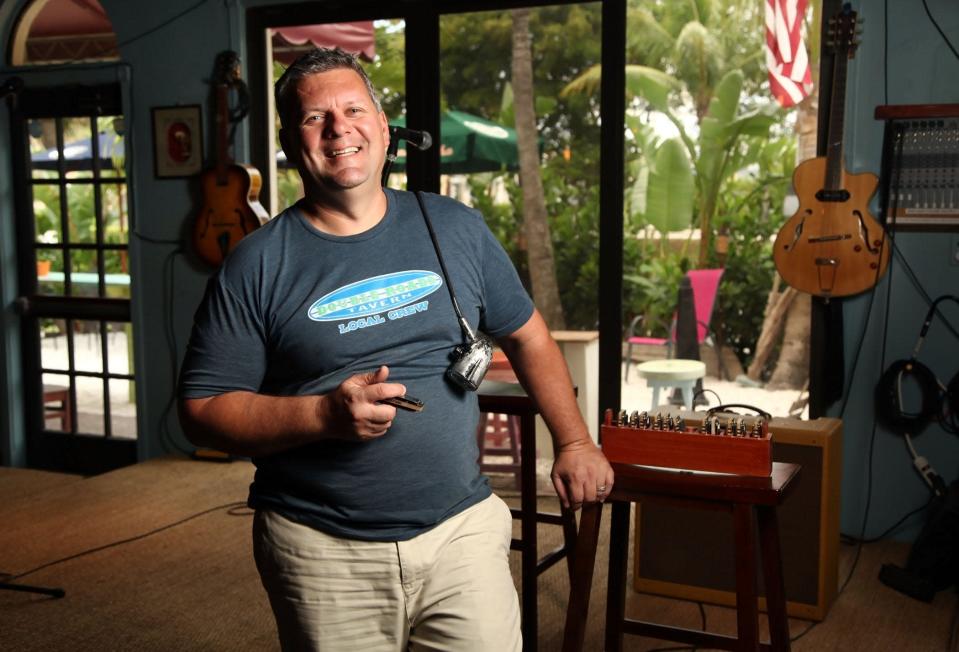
[[497, 309, 614, 509], [177, 366, 407, 458]]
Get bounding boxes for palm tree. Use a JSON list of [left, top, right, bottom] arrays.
[[511, 7, 566, 329]]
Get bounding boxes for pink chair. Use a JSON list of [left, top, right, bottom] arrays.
[[624, 268, 725, 382]]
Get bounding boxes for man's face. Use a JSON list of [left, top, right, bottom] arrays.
[[281, 68, 389, 195]]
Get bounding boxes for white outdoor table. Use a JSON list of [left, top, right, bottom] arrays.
[[635, 359, 706, 410]]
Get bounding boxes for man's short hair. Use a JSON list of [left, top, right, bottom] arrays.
[[275, 47, 382, 128]]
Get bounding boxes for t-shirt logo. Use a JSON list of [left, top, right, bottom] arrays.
[[307, 270, 443, 323]]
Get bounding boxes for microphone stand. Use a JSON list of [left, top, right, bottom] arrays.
[[381, 126, 432, 187], [381, 127, 401, 187]]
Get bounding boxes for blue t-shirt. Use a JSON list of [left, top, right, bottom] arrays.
[[179, 189, 534, 541]]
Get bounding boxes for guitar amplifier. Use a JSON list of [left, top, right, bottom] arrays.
[[632, 414, 842, 621]]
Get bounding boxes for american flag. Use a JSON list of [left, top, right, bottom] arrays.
[[765, 0, 814, 107]]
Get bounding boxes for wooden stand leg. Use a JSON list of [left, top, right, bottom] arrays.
[[758, 506, 791, 651], [733, 504, 760, 651], [561, 503, 578, 581], [605, 501, 630, 652], [561, 502, 603, 652], [520, 413, 537, 651]]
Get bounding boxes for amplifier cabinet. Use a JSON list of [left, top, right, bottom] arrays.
[[633, 415, 842, 621]]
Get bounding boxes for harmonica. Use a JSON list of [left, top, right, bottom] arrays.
[[382, 395, 425, 412]]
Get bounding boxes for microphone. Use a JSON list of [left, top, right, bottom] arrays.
[[390, 126, 432, 151], [0, 77, 24, 100]]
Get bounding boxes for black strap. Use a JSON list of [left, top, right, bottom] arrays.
[[414, 191, 476, 343]]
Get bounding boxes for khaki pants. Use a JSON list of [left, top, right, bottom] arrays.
[[253, 494, 522, 651]]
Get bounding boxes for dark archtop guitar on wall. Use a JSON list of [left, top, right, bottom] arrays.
[[773, 5, 890, 298], [193, 51, 269, 268]]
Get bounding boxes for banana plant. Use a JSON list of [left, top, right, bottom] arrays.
[[564, 63, 778, 265], [562, 0, 780, 264]]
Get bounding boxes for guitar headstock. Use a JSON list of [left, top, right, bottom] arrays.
[[826, 3, 861, 58], [211, 50, 250, 124], [213, 50, 242, 88]]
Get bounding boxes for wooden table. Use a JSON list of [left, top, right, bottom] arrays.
[[634, 359, 706, 411], [478, 379, 577, 652], [562, 462, 801, 652]]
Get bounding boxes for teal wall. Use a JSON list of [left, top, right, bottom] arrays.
[[834, 0, 959, 539], [1, 0, 957, 541]]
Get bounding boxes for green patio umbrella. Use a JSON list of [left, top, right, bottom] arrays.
[[389, 110, 520, 174]]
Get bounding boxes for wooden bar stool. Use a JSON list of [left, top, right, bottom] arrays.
[[43, 384, 72, 432], [562, 462, 801, 652], [479, 379, 578, 652]]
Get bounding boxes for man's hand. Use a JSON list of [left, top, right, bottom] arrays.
[[550, 438, 615, 510], [321, 366, 407, 441]]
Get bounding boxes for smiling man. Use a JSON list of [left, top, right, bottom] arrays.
[[178, 47, 612, 651]]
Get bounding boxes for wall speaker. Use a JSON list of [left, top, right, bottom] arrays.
[[633, 415, 842, 621]]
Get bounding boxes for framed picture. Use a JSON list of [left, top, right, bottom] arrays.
[[151, 105, 203, 178]]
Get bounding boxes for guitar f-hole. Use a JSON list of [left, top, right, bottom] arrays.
[[782, 212, 809, 250], [216, 232, 231, 259], [853, 209, 884, 254]]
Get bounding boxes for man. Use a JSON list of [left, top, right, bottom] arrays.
[[178, 47, 612, 651]]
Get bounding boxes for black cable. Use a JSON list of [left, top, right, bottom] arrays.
[[132, 231, 181, 246], [7, 500, 248, 582], [790, 619, 819, 644], [691, 388, 722, 407], [921, 0, 959, 62], [94, 0, 212, 58], [891, 243, 959, 340], [160, 248, 194, 457], [842, 496, 933, 544]]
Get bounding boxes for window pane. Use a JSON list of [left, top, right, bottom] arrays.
[[41, 373, 72, 433], [62, 117, 94, 178], [110, 378, 137, 439], [73, 320, 103, 373], [65, 249, 99, 297], [39, 320, 69, 371], [66, 182, 97, 244], [96, 116, 126, 178], [75, 374, 105, 436], [106, 322, 133, 374], [29, 118, 60, 179], [33, 183, 63, 245], [36, 247, 64, 295], [102, 183, 129, 245], [439, 5, 601, 330], [103, 251, 131, 298]]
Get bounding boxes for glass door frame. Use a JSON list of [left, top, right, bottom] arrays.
[[9, 82, 137, 474]]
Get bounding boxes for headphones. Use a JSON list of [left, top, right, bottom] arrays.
[[875, 295, 959, 436]]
